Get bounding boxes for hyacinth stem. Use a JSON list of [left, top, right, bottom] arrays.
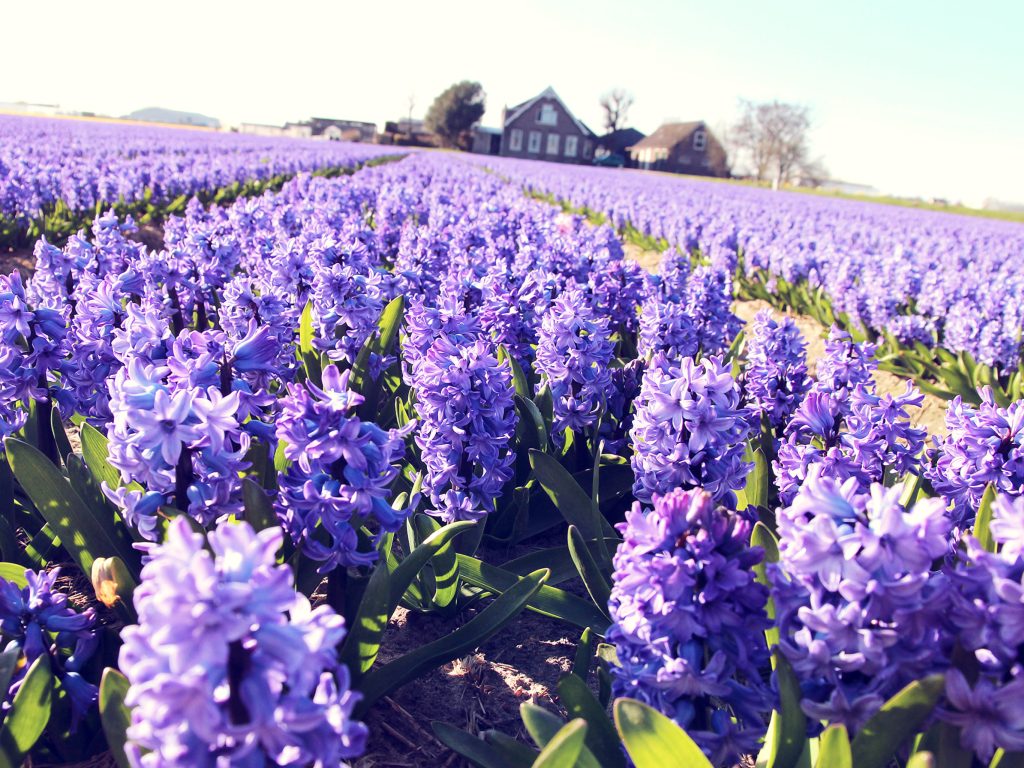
[[220, 356, 233, 398], [226, 640, 252, 725], [196, 298, 208, 331], [168, 287, 185, 336], [35, 392, 58, 467], [327, 566, 347, 618], [175, 446, 193, 512]]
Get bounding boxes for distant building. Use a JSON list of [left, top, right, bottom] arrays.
[[0, 101, 61, 116], [627, 121, 728, 177], [239, 123, 284, 137], [497, 87, 596, 164], [471, 126, 502, 155], [240, 117, 376, 142], [596, 128, 646, 168]]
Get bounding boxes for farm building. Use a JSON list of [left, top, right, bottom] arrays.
[[627, 121, 728, 177], [496, 87, 596, 164], [240, 118, 376, 142], [595, 127, 646, 167]]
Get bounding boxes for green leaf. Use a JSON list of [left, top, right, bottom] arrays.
[[22, 523, 61, 569], [973, 483, 998, 554], [745, 447, 771, 511], [573, 627, 593, 682], [519, 704, 604, 768], [534, 719, 587, 768], [355, 296, 406, 422], [769, 649, 808, 768], [66, 453, 144, 562], [815, 725, 851, 768], [355, 568, 549, 716], [614, 698, 714, 768], [456, 554, 610, 634], [0, 648, 20, 706], [567, 526, 612, 619], [299, 300, 322, 389], [80, 422, 123, 491], [530, 450, 606, 541], [99, 668, 133, 768], [515, 395, 547, 459], [338, 561, 391, 682], [498, 345, 529, 399], [559, 674, 627, 768], [0, 517, 20, 565], [415, 515, 459, 609], [387, 521, 476, 618], [500, 540, 622, 586], [483, 731, 541, 767], [431, 721, 532, 768], [242, 478, 278, 533], [0, 654, 53, 765], [850, 674, 946, 768], [7, 439, 142, 584], [49, 409, 73, 467], [751, 522, 781, 654]]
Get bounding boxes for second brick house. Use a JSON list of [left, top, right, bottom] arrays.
[[627, 121, 729, 177], [498, 87, 596, 164]]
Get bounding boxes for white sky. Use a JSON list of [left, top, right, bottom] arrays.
[[4, 0, 1022, 207]]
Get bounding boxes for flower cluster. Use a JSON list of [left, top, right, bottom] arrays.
[[608, 489, 771, 766], [630, 354, 752, 510], [772, 468, 953, 735], [743, 308, 810, 429], [120, 518, 367, 768], [534, 289, 614, 442], [928, 387, 1024, 529], [274, 365, 411, 572], [0, 569, 98, 730], [938, 494, 1024, 761], [413, 337, 517, 522]]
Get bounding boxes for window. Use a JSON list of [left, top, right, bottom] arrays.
[[546, 133, 560, 155], [527, 131, 542, 153], [693, 131, 707, 151], [536, 103, 558, 126], [582, 140, 592, 158], [509, 128, 523, 151], [564, 135, 578, 157]]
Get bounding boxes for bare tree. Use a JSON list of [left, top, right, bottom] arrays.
[[731, 99, 819, 188], [600, 88, 635, 134]]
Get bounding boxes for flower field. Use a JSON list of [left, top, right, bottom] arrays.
[[0, 114, 405, 248], [0, 125, 1022, 768]]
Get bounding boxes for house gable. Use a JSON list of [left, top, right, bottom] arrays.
[[499, 87, 595, 164]]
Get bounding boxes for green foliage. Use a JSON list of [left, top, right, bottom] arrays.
[[0, 655, 53, 768], [425, 81, 487, 149], [614, 698, 714, 768], [99, 669, 133, 768], [850, 674, 946, 768]]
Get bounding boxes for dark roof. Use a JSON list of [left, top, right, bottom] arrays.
[[503, 87, 594, 137], [597, 128, 646, 154], [628, 121, 705, 150]]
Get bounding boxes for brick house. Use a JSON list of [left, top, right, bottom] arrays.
[[498, 87, 596, 164], [627, 121, 729, 177]]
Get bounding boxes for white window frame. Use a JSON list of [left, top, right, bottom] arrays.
[[527, 130, 542, 153], [582, 140, 592, 158], [693, 131, 707, 151], [564, 135, 578, 157], [537, 104, 558, 126], [509, 128, 523, 151], [546, 133, 560, 155]]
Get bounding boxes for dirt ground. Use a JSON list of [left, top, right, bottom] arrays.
[[353, 534, 597, 768]]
